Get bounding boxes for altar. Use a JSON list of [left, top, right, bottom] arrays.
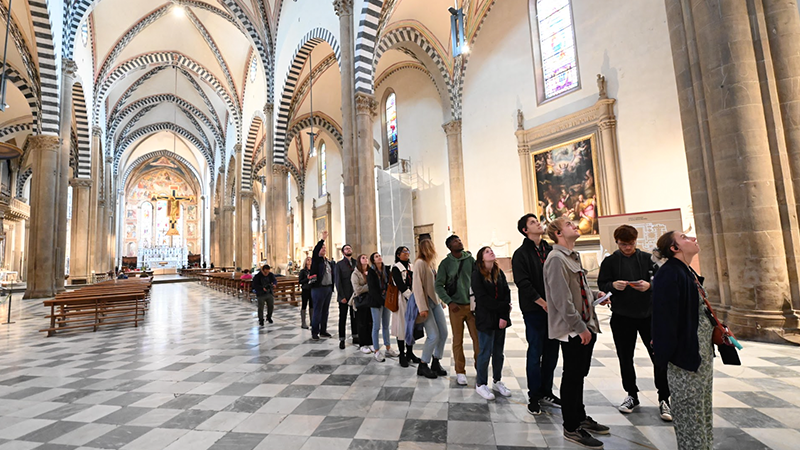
[[138, 245, 188, 269]]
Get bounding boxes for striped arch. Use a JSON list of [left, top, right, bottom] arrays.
[[251, 157, 268, 183], [225, 155, 236, 206], [120, 150, 204, 194], [243, 117, 263, 191], [95, 52, 239, 134], [285, 113, 343, 151], [114, 122, 212, 174], [274, 27, 341, 166], [72, 83, 92, 179], [354, 0, 383, 94], [26, 1, 58, 134], [0, 122, 33, 140], [2, 65, 40, 128], [220, 0, 274, 102], [16, 166, 32, 200]]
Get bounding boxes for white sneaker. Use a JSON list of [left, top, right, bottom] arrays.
[[360, 346, 372, 354], [385, 348, 400, 358], [374, 350, 385, 362], [493, 380, 512, 397], [456, 373, 468, 386], [475, 384, 496, 400]]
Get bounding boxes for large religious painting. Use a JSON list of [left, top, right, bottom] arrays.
[[532, 135, 599, 237], [187, 205, 197, 221]]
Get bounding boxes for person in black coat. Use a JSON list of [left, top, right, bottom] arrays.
[[252, 265, 277, 326], [298, 257, 313, 329], [597, 225, 669, 420], [367, 252, 397, 361], [472, 246, 513, 401], [335, 244, 358, 349], [309, 231, 336, 340]]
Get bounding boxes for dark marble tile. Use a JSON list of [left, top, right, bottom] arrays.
[[742, 377, 799, 392], [348, 439, 399, 450], [582, 389, 612, 406], [308, 364, 338, 374], [620, 407, 673, 426], [343, 357, 372, 366], [272, 343, 298, 350], [207, 432, 265, 450], [750, 366, 800, 378], [102, 392, 152, 407], [305, 350, 334, 357], [246, 356, 274, 365], [0, 375, 38, 386], [84, 425, 151, 449], [712, 427, 771, 450], [0, 386, 49, 399], [293, 398, 339, 416], [184, 371, 223, 382], [114, 370, 150, 380], [323, 375, 360, 386], [362, 364, 398, 376], [18, 420, 85, 442], [399, 419, 448, 443], [216, 383, 259, 396], [761, 356, 800, 366], [50, 390, 96, 404], [276, 384, 316, 398], [30, 444, 80, 450], [113, 380, 152, 392], [592, 425, 655, 450], [714, 407, 785, 428], [312, 416, 365, 438], [448, 403, 491, 422], [727, 391, 796, 408], [59, 378, 105, 390], [36, 403, 93, 420], [258, 364, 289, 373], [96, 406, 152, 424], [224, 396, 271, 413], [159, 394, 209, 410], [160, 363, 195, 371], [262, 373, 302, 384], [376, 387, 415, 402], [161, 409, 218, 429]]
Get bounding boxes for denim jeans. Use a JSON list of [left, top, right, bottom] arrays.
[[523, 311, 560, 402], [370, 306, 391, 349], [421, 299, 448, 363], [476, 328, 506, 386], [311, 286, 333, 336]]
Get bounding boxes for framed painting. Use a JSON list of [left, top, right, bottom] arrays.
[[126, 209, 136, 222], [315, 216, 327, 239], [531, 135, 600, 239]]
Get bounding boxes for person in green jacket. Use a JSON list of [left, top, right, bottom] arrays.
[[435, 234, 479, 386]]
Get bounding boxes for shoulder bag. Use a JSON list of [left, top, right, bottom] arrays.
[[385, 268, 399, 312], [692, 271, 741, 365], [445, 259, 466, 297]]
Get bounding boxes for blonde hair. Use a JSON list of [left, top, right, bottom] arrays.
[[417, 239, 437, 268], [546, 217, 569, 243]]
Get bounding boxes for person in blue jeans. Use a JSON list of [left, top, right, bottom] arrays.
[[512, 214, 561, 414], [472, 246, 513, 400], [413, 238, 448, 378], [310, 231, 336, 340], [367, 252, 397, 361]]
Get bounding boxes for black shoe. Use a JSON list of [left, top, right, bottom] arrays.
[[430, 358, 448, 376], [259, 321, 264, 326], [540, 393, 562, 408], [320, 332, 332, 338], [339, 340, 345, 349], [312, 335, 320, 340], [417, 362, 438, 379], [580, 416, 610, 435], [527, 402, 541, 415], [399, 354, 409, 368], [563, 428, 604, 449], [267, 318, 273, 324], [407, 351, 421, 364]]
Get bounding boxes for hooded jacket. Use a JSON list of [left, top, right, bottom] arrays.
[[597, 249, 658, 319], [434, 251, 475, 305], [512, 237, 553, 314]]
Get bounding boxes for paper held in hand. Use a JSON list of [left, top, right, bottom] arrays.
[[593, 292, 612, 306]]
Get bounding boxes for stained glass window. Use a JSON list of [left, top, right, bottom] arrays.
[[319, 141, 327, 197], [535, 0, 579, 100], [386, 92, 398, 166]]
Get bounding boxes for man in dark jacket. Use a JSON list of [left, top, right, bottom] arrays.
[[310, 231, 336, 340], [512, 214, 560, 415], [253, 265, 278, 326], [335, 244, 358, 349], [597, 225, 670, 421]]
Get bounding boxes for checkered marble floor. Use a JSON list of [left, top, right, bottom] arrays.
[[0, 283, 799, 450]]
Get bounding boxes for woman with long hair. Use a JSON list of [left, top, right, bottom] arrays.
[[413, 238, 448, 378], [298, 256, 313, 329], [391, 246, 419, 367], [367, 252, 396, 361], [472, 246, 513, 401], [651, 231, 713, 449], [351, 254, 373, 354]]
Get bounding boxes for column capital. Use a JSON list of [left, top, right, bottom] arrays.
[[233, 143, 242, 154], [355, 92, 377, 117], [263, 103, 274, 116], [62, 59, 78, 78], [92, 126, 103, 137], [273, 164, 288, 175], [214, 206, 220, 215], [333, 0, 353, 16], [70, 178, 93, 188], [598, 119, 617, 131], [442, 120, 462, 136], [240, 191, 255, 199], [223, 205, 236, 212]]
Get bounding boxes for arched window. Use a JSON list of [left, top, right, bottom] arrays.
[[318, 141, 327, 197], [385, 92, 398, 166], [530, 0, 580, 102]]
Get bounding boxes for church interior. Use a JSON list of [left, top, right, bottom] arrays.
[[0, 0, 800, 449]]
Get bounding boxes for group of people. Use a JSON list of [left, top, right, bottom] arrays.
[[256, 215, 714, 450]]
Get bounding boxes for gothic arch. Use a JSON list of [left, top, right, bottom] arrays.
[[0, 122, 33, 140], [274, 27, 341, 166], [2, 65, 40, 128], [16, 166, 32, 200], [114, 122, 212, 174], [28, 0, 58, 135], [120, 150, 205, 195], [285, 113, 343, 150], [244, 116, 263, 192]]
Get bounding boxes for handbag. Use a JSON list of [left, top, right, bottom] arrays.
[[353, 292, 370, 309], [692, 271, 742, 365], [445, 259, 466, 297], [385, 273, 399, 312]]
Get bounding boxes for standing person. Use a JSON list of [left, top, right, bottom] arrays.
[[414, 239, 448, 378], [310, 231, 336, 340], [253, 265, 278, 326], [435, 235, 478, 386], [472, 246, 513, 401], [544, 218, 609, 449], [351, 254, 374, 354], [512, 213, 561, 415], [367, 252, 397, 361], [651, 231, 713, 450], [336, 245, 358, 349], [391, 246, 419, 367], [597, 225, 671, 420], [298, 257, 313, 329]]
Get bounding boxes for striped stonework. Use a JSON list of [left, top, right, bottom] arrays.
[[16, 167, 32, 200], [114, 122, 212, 174], [120, 150, 204, 193], [243, 117, 263, 191], [2, 65, 40, 128], [273, 27, 340, 166], [354, 0, 383, 95], [0, 122, 33, 140], [220, 0, 274, 103], [72, 84, 92, 179], [28, 0, 59, 135]]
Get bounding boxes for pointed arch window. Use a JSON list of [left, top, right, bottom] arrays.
[[318, 141, 327, 197], [386, 92, 398, 166], [530, 0, 580, 103]]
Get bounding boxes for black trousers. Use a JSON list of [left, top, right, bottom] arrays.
[[301, 289, 312, 310], [356, 306, 373, 347], [560, 333, 596, 432], [610, 314, 670, 402], [338, 300, 358, 341]]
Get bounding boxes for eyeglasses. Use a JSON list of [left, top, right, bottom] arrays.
[[401, 249, 410, 254]]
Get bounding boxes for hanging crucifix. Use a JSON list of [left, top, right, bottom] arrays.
[[151, 187, 195, 246]]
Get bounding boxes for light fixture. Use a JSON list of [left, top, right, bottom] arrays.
[[172, 1, 185, 17], [448, 4, 468, 57], [0, 0, 13, 112]]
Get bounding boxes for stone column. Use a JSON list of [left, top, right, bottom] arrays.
[[106, 158, 115, 272], [13, 218, 25, 278], [221, 205, 235, 267], [24, 135, 61, 299], [238, 191, 254, 269], [69, 178, 92, 284], [297, 194, 305, 251], [664, 0, 800, 340], [87, 127, 101, 277], [443, 120, 468, 248], [210, 207, 218, 264], [334, 0, 359, 248], [55, 59, 78, 292], [271, 165, 289, 269], [354, 93, 377, 252]]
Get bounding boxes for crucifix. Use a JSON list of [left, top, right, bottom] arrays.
[[151, 187, 194, 246]]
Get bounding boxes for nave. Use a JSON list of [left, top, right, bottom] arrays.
[[0, 283, 799, 450]]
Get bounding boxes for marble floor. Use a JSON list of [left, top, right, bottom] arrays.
[[0, 283, 799, 450]]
